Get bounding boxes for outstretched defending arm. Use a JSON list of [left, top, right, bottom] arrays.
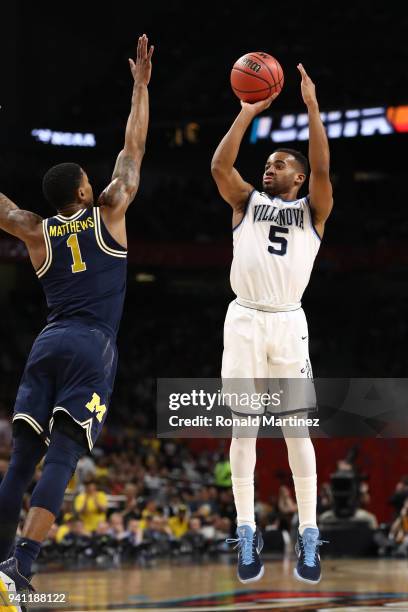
[[0, 193, 42, 242], [0, 193, 45, 269], [99, 34, 153, 221], [298, 64, 333, 237], [211, 95, 277, 224]]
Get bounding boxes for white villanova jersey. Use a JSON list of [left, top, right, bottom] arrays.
[[230, 190, 321, 310]]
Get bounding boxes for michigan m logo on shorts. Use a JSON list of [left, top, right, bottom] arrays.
[[85, 393, 107, 423]]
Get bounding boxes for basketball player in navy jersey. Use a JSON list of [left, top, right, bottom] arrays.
[[0, 35, 153, 602], [212, 65, 333, 584]]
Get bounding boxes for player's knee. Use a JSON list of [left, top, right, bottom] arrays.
[[8, 453, 37, 483], [45, 426, 87, 474], [53, 412, 89, 448], [9, 423, 46, 480]]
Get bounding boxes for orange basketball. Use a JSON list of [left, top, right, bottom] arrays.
[[230, 51, 284, 103]]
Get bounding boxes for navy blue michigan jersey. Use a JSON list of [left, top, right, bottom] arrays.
[[13, 207, 127, 450], [37, 206, 126, 337]]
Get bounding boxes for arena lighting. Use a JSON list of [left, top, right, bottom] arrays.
[[31, 129, 96, 147], [135, 272, 156, 283], [249, 105, 408, 144]]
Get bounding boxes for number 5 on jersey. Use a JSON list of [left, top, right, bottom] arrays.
[[268, 225, 288, 256], [67, 233, 87, 273]]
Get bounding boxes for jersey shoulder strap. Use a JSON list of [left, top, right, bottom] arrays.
[[93, 207, 127, 258], [36, 219, 53, 279]]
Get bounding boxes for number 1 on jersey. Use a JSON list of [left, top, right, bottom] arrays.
[[67, 234, 87, 273]]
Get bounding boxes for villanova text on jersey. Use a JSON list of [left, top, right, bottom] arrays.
[[253, 203, 304, 229]]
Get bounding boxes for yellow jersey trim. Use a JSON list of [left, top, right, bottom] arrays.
[[93, 207, 127, 258]]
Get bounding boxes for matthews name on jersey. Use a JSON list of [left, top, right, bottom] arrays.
[[230, 190, 321, 310], [37, 206, 126, 337]]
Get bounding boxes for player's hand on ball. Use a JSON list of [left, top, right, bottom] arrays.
[[297, 63, 318, 108], [240, 92, 279, 117], [129, 34, 154, 86]]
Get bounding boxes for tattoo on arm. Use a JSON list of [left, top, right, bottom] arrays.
[[112, 152, 139, 188], [100, 152, 140, 211], [0, 193, 42, 240], [0, 193, 18, 215]]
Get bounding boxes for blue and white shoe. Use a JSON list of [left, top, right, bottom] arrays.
[[0, 557, 34, 612], [294, 527, 327, 584], [227, 525, 264, 583]]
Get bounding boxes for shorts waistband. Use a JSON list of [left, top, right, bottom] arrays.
[[41, 319, 116, 338], [235, 298, 301, 313]]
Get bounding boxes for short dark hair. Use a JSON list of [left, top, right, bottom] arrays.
[[273, 148, 309, 175], [42, 163, 83, 209], [84, 478, 96, 486]]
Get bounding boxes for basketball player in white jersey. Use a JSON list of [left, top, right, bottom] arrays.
[[211, 64, 333, 584]]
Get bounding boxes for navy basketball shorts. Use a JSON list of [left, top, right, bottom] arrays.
[[13, 321, 118, 450]]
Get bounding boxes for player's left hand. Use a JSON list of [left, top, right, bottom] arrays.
[[240, 92, 280, 117], [297, 63, 318, 108], [129, 34, 154, 86]]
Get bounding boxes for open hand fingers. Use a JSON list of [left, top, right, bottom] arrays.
[[297, 63, 308, 80], [136, 34, 153, 63]]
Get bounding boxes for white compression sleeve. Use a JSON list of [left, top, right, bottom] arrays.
[[230, 437, 257, 529]]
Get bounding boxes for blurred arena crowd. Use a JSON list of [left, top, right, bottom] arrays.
[[1, 407, 408, 568]]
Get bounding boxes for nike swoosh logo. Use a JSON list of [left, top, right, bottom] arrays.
[[302, 336, 308, 340]]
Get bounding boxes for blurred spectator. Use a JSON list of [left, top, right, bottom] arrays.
[[182, 517, 206, 553], [0, 408, 12, 450], [126, 519, 143, 547], [140, 499, 160, 528], [214, 453, 231, 488], [40, 523, 60, 563], [75, 455, 96, 486], [168, 505, 189, 538], [317, 482, 333, 515], [144, 465, 163, 494], [213, 516, 231, 541], [108, 513, 129, 542], [277, 485, 297, 530], [121, 483, 142, 524], [56, 514, 75, 545], [389, 498, 408, 557], [389, 476, 408, 517], [60, 520, 92, 561], [74, 479, 108, 533], [143, 516, 172, 556]]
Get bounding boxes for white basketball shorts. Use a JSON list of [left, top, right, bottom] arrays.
[[221, 300, 316, 416]]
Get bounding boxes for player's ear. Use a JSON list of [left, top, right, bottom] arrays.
[[295, 173, 306, 186]]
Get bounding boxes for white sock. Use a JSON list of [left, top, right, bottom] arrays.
[[232, 477, 256, 531], [284, 434, 317, 534], [230, 437, 257, 530], [292, 475, 318, 534]]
